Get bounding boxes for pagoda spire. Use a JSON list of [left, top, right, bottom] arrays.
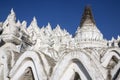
[[80, 6, 95, 27]]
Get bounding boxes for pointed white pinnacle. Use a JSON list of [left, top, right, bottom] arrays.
[[11, 8, 15, 15], [33, 16, 37, 22]]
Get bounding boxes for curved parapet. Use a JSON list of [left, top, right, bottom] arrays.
[[101, 48, 120, 80], [50, 49, 105, 80], [101, 48, 120, 68], [9, 51, 48, 80]]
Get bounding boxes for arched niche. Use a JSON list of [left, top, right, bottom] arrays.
[[9, 51, 47, 80], [19, 67, 34, 80], [73, 72, 81, 80], [51, 50, 104, 80], [101, 49, 120, 80], [59, 59, 91, 80]]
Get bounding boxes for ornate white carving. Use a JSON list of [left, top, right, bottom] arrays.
[[0, 7, 119, 80]]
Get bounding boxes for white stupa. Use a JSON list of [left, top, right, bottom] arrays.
[[75, 6, 107, 48]]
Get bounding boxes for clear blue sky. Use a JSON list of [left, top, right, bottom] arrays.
[[0, 0, 120, 40]]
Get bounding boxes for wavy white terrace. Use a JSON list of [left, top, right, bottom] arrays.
[[0, 6, 119, 80]]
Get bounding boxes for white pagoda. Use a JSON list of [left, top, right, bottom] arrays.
[[0, 6, 119, 80]]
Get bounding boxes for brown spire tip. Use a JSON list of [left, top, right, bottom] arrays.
[[80, 6, 96, 27]]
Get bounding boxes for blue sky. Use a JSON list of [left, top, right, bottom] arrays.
[[0, 0, 120, 40]]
